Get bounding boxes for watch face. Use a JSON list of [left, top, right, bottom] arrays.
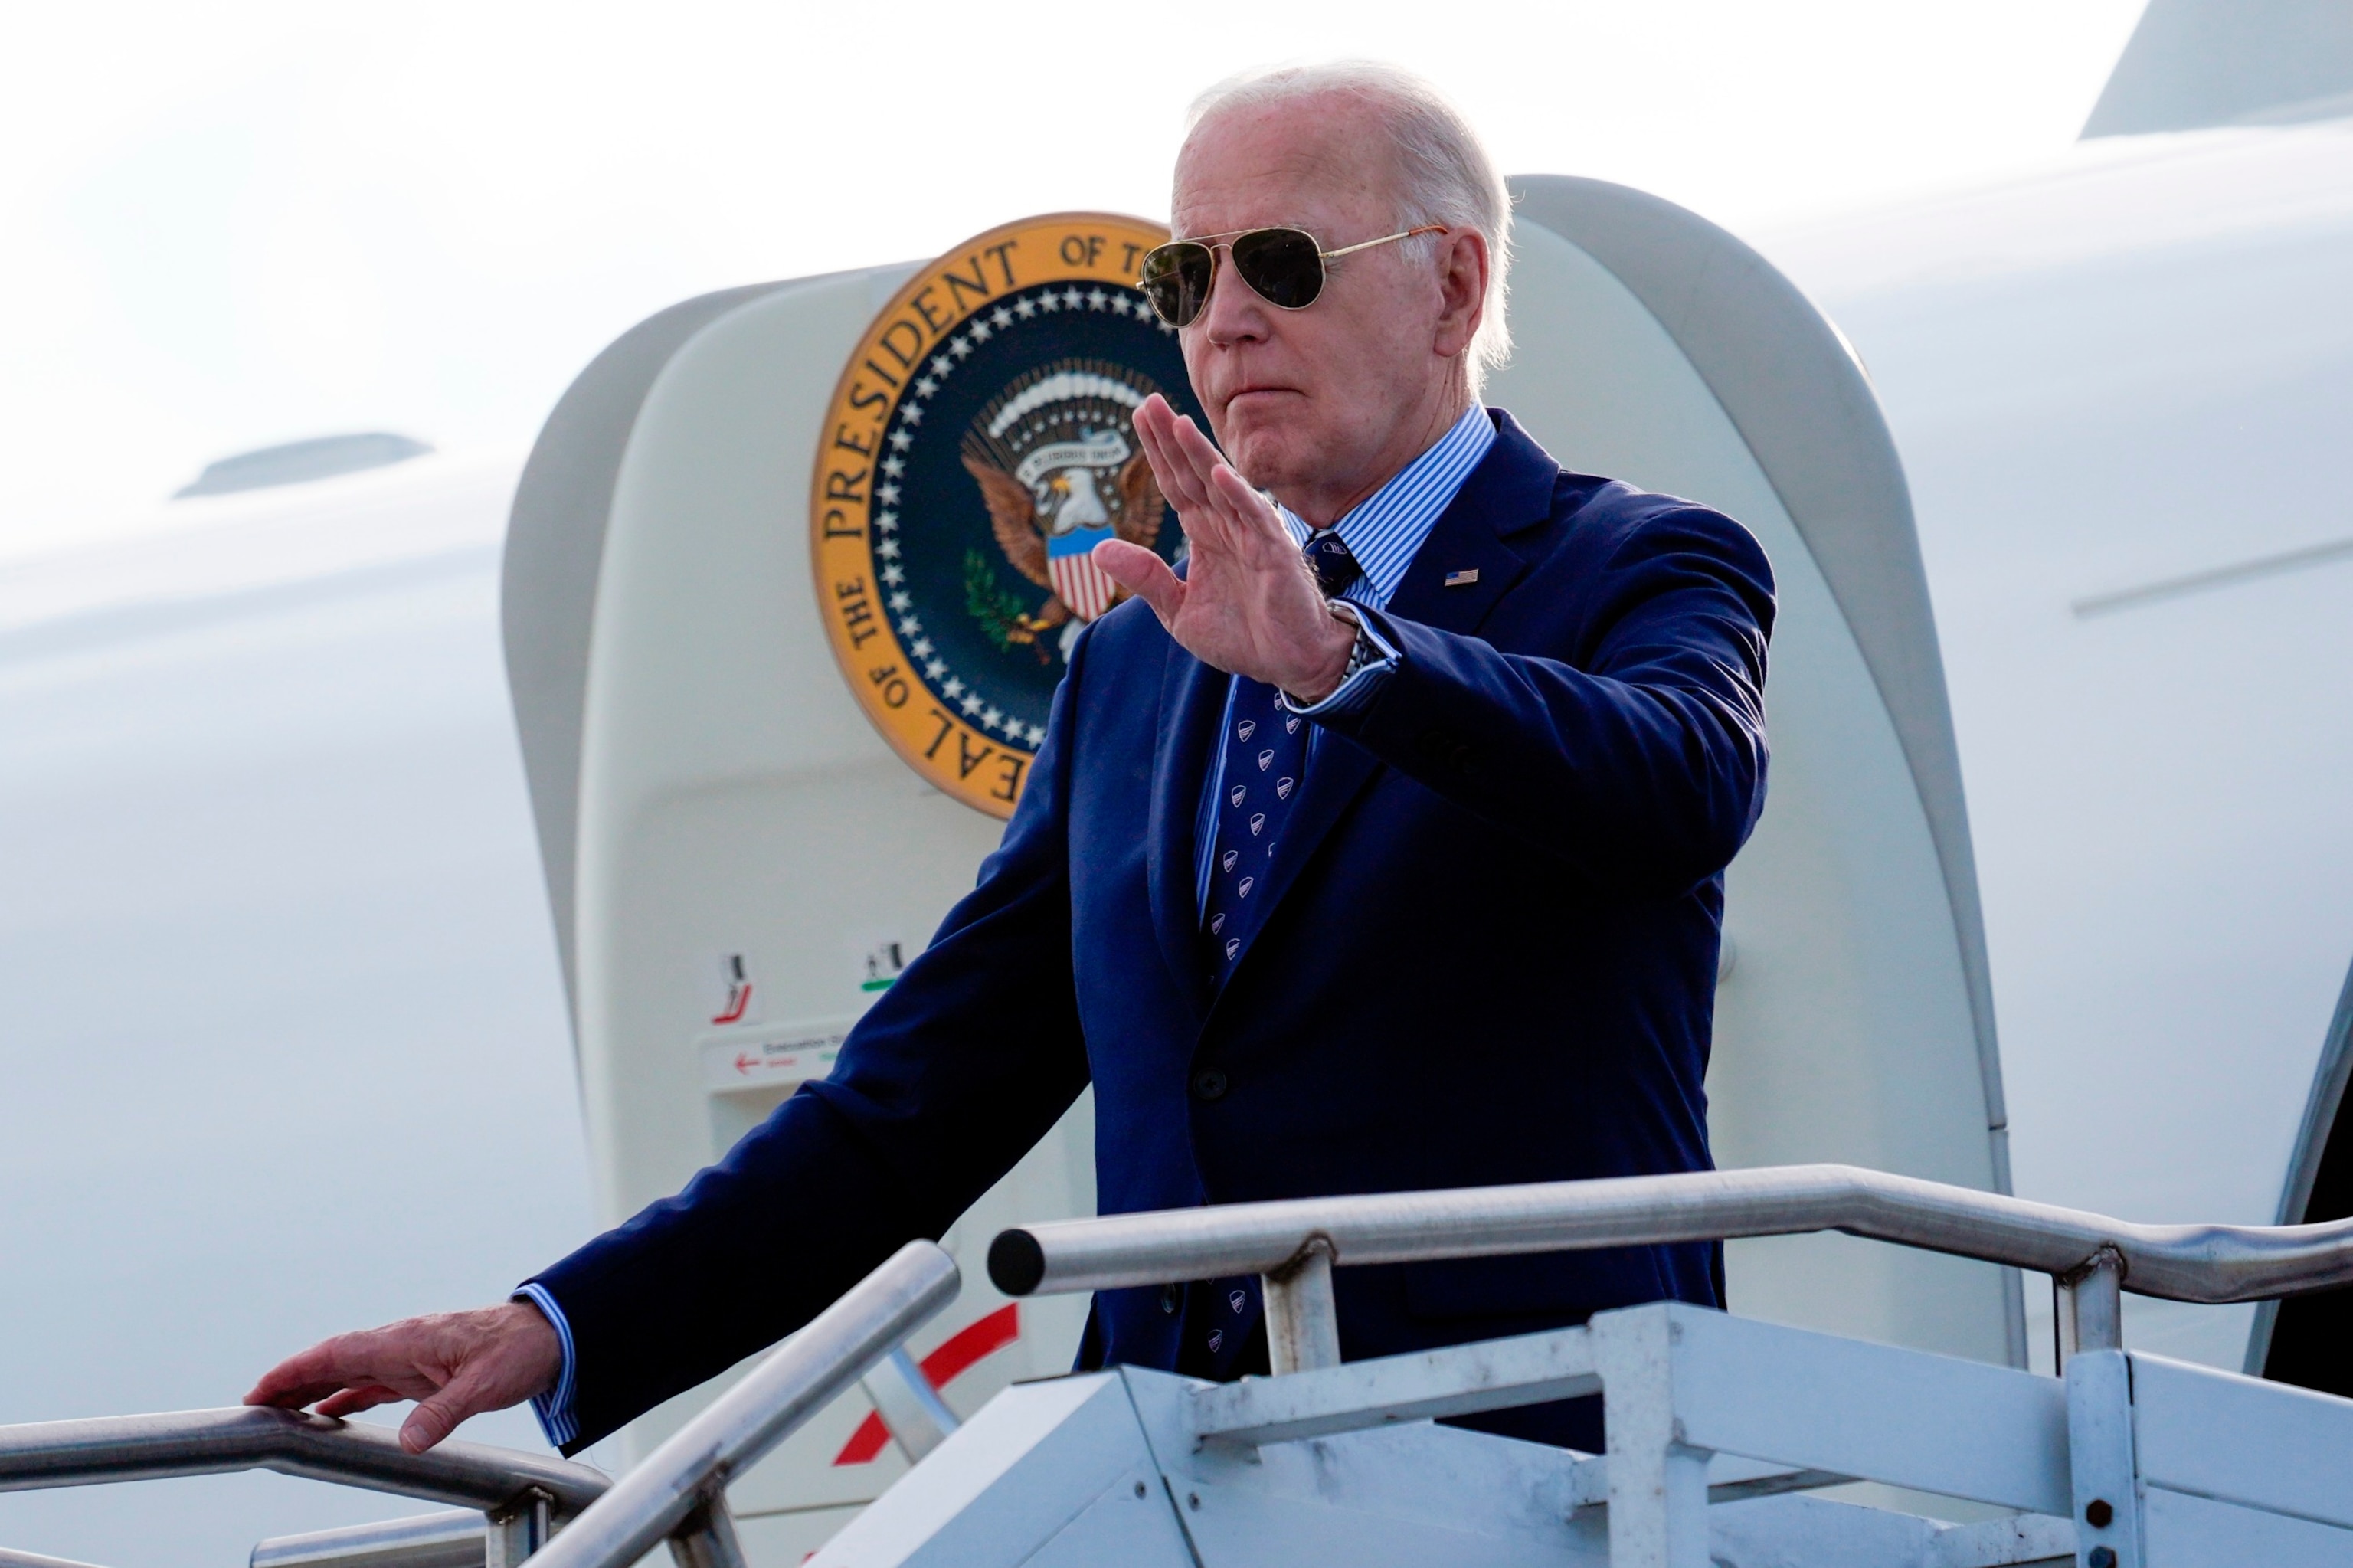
[[811, 213, 1202, 817]]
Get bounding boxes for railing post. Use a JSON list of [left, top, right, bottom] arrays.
[[1593, 1306, 1713, 1568], [484, 1487, 555, 1567], [2065, 1350, 2145, 1568], [1263, 1237, 1341, 1374], [2056, 1246, 2126, 1367], [858, 1347, 959, 1461], [665, 1494, 747, 1568]]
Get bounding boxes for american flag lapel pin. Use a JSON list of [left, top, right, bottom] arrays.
[[1444, 568, 1479, 587]]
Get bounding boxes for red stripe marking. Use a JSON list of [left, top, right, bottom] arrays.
[[709, 984, 751, 1025], [1049, 555, 1115, 622], [831, 1303, 1022, 1465]]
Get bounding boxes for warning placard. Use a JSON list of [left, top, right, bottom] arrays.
[[699, 1018, 853, 1094]]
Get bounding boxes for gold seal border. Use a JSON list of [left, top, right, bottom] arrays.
[[810, 211, 1173, 819]]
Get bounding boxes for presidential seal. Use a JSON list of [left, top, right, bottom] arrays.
[[813, 214, 1199, 817]]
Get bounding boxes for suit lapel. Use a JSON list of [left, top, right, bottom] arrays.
[[1144, 636, 1226, 1010], [1222, 414, 1560, 969], [1383, 411, 1556, 637]]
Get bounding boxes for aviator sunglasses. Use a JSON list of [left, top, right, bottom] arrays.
[[1137, 224, 1449, 327]]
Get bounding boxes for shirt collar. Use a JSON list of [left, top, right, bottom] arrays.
[[1276, 404, 1497, 610]]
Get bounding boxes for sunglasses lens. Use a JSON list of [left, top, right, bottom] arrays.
[[1230, 228, 1324, 309], [1139, 242, 1214, 326]]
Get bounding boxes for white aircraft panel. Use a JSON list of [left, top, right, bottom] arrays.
[[1758, 117, 2353, 1372], [0, 457, 591, 1568]]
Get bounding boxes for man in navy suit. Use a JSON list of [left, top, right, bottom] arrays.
[[249, 62, 1772, 1458]]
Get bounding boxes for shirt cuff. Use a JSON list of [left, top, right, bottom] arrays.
[[512, 1282, 580, 1451], [1283, 602, 1401, 720]]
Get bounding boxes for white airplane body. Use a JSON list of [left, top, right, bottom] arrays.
[[4, 11, 2351, 1559], [1758, 114, 2353, 1376]]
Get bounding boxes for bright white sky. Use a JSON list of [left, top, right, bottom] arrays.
[[0, 0, 2146, 556]]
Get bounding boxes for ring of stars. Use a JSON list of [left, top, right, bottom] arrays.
[[862, 280, 1170, 748]]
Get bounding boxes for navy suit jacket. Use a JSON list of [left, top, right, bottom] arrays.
[[531, 411, 1775, 1454]]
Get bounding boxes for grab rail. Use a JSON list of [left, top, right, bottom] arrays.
[[519, 1239, 959, 1568], [0, 1403, 610, 1566], [251, 1509, 488, 1568], [0, 1405, 607, 1516], [987, 1161, 2353, 1371], [1, 1549, 111, 1568], [0, 1242, 956, 1568]]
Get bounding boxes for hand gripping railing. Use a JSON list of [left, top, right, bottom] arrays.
[[0, 1403, 609, 1565], [518, 1239, 959, 1568], [986, 1161, 2353, 1373], [0, 1241, 955, 1568]]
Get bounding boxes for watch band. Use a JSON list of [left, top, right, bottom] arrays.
[[1327, 598, 1375, 681]]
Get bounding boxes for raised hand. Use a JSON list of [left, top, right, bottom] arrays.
[[244, 1301, 562, 1455], [1093, 394, 1355, 701]]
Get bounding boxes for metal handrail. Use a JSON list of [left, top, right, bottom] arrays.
[[251, 1509, 487, 1568], [1, 1244, 955, 1568], [986, 1162, 2353, 1375], [0, 1405, 607, 1517], [520, 1239, 960, 1568], [2, 1549, 111, 1568], [987, 1161, 2353, 1308]]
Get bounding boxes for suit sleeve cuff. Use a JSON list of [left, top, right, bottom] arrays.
[[1283, 602, 1401, 721], [513, 1282, 580, 1451]]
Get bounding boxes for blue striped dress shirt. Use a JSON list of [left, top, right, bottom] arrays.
[[1193, 404, 1497, 911], [516, 1281, 580, 1449], [1280, 401, 1497, 617]]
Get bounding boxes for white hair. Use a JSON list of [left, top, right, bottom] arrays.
[[1186, 61, 1514, 395]]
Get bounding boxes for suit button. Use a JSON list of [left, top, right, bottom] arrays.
[[1191, 1069, 1229, 1102]]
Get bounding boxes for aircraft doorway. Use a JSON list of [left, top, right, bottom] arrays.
[[2258, 958, 2353, 1396]]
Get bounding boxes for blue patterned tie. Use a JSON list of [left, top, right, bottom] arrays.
[[1202, 531, 1360, 985]]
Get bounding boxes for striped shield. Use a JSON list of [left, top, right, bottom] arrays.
[[1046, 523, 1120, 620]]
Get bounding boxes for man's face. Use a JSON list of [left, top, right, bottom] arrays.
[[1171, 94, 1464, 504]]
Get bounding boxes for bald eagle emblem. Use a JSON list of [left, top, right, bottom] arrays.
[[961, 362, 1165, 657]]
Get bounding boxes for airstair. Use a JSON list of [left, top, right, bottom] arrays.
[[6, 1164, 2352, 1568]]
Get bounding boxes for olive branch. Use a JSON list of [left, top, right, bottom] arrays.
[[964, 549, 1053, 663]]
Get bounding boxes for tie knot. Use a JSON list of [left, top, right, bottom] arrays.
[[1304, 530, 1360, 597]]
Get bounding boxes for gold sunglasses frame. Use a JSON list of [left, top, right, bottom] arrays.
[[1137, 224, 1450, 326]]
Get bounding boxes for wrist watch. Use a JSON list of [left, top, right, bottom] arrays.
[[1289, 597, 1374, 706], [1326, 598, 1376, 683], [1277, 600, 1374, 712]]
